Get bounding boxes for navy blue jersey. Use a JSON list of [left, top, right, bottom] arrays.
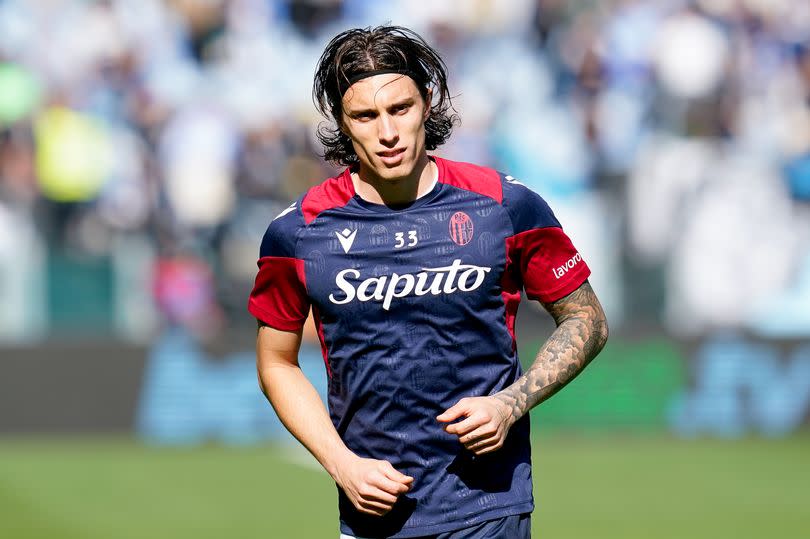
[[249, 157, 590, 538]]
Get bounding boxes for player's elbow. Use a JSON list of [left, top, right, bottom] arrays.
[[255, 358, 277, 400], [590, 308, 609, 358], [256, 368, 270, 398]]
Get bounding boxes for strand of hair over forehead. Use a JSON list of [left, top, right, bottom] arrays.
[[313, 25, 450, 118]]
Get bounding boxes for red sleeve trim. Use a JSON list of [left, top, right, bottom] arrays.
[[536, 264, 590, 303], [248, 303, 306, 332], [301, 169, 356, 224], [505, 227, 591, 304], [247, 256, 310, 330], [434, 156, 503, 203]]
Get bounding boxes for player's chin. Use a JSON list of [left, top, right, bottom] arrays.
[[375, 154, 414, 173], [375, 163, 411, 180]]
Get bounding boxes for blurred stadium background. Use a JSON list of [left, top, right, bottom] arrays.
[[1, 0, 809, 537]]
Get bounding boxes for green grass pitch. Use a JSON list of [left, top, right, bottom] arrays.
[[0, 436, 807, 538]]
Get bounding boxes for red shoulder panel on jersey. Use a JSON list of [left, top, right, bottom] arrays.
[[434, 156, 503, 203], [248, 256, 310, 330], [301, 169, 356, 224]]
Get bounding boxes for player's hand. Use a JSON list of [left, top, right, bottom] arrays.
[[437, 396, 515, 456], [333, 454, 413, 516]]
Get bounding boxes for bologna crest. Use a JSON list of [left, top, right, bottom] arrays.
[[448, 211, 474, 246]]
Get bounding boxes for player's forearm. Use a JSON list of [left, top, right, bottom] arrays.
[[259, 361, 354, 479], [494, 282, 608, 423]]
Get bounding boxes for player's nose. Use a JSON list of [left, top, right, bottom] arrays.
[[378, 114, 399, 145]]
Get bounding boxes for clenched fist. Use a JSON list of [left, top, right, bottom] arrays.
[[437, 396, 516, 456], [333, 454, 413, 516]]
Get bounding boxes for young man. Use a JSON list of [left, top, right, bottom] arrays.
[[249, 26, 608, 539]]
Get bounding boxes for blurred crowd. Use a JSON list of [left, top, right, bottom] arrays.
[[1, 0, 810, 342]]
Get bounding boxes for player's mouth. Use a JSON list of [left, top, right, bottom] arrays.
[[377, 148, 406, 166]]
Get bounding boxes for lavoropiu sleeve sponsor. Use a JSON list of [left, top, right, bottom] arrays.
[[502, 175, 590, 303], [247, 203, 310, 330]]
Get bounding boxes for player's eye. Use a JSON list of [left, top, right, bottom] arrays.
[[393, 104, 410, 114]]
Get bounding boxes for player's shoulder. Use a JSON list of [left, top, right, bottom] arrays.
[[260, 169, 354, 258], [299, 168, 355, 224], [498, 173, 561, 233], [435, 156, 504, 202], [259, 198, 305, 258], [435, 156, 560, 231]]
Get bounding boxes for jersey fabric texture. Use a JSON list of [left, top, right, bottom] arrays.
[[249, 157, 590, 538]]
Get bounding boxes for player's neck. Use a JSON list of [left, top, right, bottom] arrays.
[[352, 154, 436, 207]]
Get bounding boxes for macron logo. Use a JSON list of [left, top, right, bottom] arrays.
[[335, 228, 358, 254], [553, 253, 582, 279]]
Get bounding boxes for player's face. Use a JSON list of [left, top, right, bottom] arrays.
[[341, 73, 430, 183]]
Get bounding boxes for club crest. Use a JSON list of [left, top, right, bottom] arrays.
[[448, 211, 474, 246]]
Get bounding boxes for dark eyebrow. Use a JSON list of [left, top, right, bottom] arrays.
[[347, 107, 377, 117], [347, 95, 416, 117], [390, 97, 414, 108]]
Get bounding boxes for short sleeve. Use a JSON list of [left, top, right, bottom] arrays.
[[502, 175, 591, 303], [247, 203, 311, 330]]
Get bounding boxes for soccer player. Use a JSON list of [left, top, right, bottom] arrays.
[[249, 25, 608, 539]]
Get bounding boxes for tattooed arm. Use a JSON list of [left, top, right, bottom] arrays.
[[496, 280, 608, 417], [438, 281, 608, 455]]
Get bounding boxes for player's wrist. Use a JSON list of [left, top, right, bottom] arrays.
[[324, 446, 357, 483], [491, 391, 522, 427]]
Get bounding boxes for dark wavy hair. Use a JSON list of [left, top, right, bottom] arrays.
[[312, 25, 458, 166]]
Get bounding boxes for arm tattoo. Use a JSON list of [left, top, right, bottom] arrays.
[[494, 281, 609, 423]]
